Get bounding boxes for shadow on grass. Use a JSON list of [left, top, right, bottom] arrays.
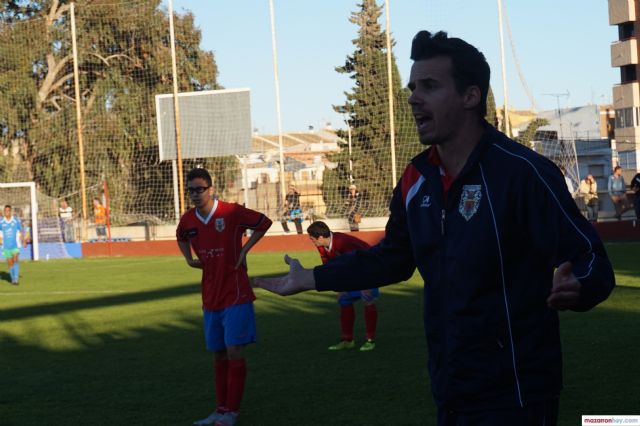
[[1, 278, 638, 426], [0, 280, 433, 426], [0, 282, 201, 322], [558, 285, 640, 423]]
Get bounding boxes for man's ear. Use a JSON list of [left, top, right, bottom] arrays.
[[463, 85, 481, 110]]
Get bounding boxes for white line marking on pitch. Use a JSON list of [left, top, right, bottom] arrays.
[[0, 290, 129, 296]]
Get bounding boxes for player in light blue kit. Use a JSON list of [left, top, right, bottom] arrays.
[[1, 205, 25, 285]]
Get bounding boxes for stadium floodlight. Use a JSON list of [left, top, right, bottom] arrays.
[[0, 182, 39, 261]]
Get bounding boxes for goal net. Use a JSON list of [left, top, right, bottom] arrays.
[[531, 136, 580, 194], [0, 0, 602, 237]]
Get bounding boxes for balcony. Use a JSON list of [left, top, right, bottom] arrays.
[[611, 38, 638, 67], [613, 81, 640, 108], [609, 0, 636, 25], [613, 126, 640, 144]]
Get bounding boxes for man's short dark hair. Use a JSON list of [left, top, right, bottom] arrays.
[[411, 30, 490, 118], [307, 221, 331, 238], [4, 205, 11, 210], [187, 167, 213, 186], [614, 165, 622, 172]]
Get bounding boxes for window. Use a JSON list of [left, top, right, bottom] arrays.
[[619, 22, 635, 40], [615, 107, 635, 128], [625, 107, 634, 127], [621, 65, 637, 84], [588, 164, 604, 180]]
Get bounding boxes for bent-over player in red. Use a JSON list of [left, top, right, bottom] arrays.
[[307, 221, 379, 351], [177, 168, 272, 426]]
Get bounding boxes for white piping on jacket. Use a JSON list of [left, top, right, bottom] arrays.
[[405, 175, 426, 210], [479, 163, 524, 408], [492, 143, 594, 277]]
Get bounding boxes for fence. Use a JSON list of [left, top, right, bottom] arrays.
[[0, 0, 611, 242]]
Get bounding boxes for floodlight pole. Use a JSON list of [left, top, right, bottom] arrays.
[[268, 0, 287, 203], [168, 0, 185, 214], [344, 117, 354, 183], [497, 0, 511, 137], [236, 155, 250, 208], [172, 160, 180, 223], [70, 3, 88, 241], [384, 0, 397, 186]]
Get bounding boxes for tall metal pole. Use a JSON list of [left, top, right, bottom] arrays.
[[168, 0, 185, 214], [497, 0, 511, 137], [70, 3, 88, 241], [171, 160, 180, 223], [268, 0, 287, 203], [236, 155, 250, 208], [28, 182, 39, 261], [347, 122, 354, 183], [384, 0, 397, 186]]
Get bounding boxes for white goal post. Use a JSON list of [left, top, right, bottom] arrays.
[[0, 182, 39, 261]]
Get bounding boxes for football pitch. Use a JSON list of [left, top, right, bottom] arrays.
[[1, 243, 639, 425]]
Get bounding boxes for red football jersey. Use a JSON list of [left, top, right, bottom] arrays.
[[316, 232, 370, 264], [176, 200, 272, 310]]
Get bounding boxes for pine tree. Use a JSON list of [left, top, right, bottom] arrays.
[[324, 0, 419, 216], [485, 86, 499, 128]]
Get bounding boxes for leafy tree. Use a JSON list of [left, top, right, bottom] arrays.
[[0, 0, 235, 223], [324, 0, 419, 216]]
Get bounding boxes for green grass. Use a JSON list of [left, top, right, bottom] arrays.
[[1, 244, 639, 425]]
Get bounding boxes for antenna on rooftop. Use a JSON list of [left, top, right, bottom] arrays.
[[543, 91, 570, 140]]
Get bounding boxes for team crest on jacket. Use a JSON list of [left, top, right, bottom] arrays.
[[215, 218, 225, 232], [458, 185, 482, 221]]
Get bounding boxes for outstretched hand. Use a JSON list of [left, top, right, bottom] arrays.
[[253, 254, 316, 296], [547, 261, 581, 310]]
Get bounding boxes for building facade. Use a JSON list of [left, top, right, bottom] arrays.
[[610, 0, 640, 154]]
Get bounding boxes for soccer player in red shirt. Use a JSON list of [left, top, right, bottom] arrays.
[[176, 168, 272, 426], [307, 221, 379, 351]]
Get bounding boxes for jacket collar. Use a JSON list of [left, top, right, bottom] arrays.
[[411, 120, 498, 182]]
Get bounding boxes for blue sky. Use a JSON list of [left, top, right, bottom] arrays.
[[167, 0, 618, 133]]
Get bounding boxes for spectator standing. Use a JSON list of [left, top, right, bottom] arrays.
[[345, 184, 361, 232], [93, 198, 107, 242], [58, 199, 74, 242]]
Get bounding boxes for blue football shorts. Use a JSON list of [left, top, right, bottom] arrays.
[[203, 302, 257, 351], [338, 288, 380, 306]]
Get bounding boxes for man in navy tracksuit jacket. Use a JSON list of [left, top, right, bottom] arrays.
[[257, 31, 615, 425]]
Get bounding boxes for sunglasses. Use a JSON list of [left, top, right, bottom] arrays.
[[187, 186, 210, 195]]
